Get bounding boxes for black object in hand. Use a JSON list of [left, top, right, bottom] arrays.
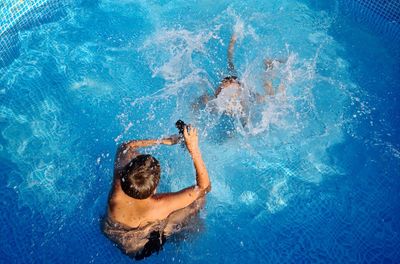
[[175, 120, 187, 134]]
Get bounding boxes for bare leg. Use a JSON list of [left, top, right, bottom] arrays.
[[263, 57, 287, 98], [277, 81, 286, 97], [264, 58, 287, 69], [264, 59, 274, 71], [263, 58, 275, 96], [227, 34, 237, 73], [264, 80, 274, 96]]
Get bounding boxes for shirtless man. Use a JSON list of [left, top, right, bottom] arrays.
[[103, 125, 210, 259]]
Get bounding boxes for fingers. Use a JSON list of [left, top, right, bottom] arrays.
[[183, 125, 198, 137], [189, 126, 198, 136], [186, 125, 193, 135]]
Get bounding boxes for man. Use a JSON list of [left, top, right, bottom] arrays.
[[103, 125, 210, 259], [193, 33, 287, 121]]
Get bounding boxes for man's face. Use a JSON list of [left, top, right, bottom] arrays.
[[221, 79, 240, 89]]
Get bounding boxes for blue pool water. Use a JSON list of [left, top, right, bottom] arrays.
[[1, 0, 399, 263]]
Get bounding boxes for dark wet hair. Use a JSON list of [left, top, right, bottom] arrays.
[[119, 154, 160, 199], [222, 75, 240, 85], [222, 75, 238, 82]]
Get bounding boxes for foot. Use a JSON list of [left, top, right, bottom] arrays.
[[264, 58, 287, 70], [230, 34, 237, 43], [264, 59, 274, 70]]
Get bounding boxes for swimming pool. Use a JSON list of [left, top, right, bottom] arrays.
[[1, 0, 399, 263]]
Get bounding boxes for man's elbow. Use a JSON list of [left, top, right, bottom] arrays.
[[199, 182, 211, 194], [205, 183, 211, 193]]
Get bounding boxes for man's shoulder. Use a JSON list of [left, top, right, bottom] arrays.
[[115, 145, 140, 170]]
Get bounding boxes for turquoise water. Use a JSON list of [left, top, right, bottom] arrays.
[[0, 0, 399, 263]]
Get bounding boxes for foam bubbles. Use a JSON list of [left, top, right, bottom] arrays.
[[239, 191, 258, 205], [134, 5, 355, 214], [267, 178, 291, 213]]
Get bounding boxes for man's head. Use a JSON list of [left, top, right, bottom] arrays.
[[215, 75, 241, 97], [119, 154, 161, 199], [221, 76, 241, 89]]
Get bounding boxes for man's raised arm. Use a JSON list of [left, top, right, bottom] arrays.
[[115, 135, 180, 170], [154, 125, 211, 216]]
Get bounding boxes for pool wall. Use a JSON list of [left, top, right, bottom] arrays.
[[1, 0, 50, 35], [0, 0, 399, 67], [0, 0, 66, 67], [340, 0, 400, 41]]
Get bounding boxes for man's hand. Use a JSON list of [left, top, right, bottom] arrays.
[[162, 135, 181, 145], [183, 126, 199, 153]]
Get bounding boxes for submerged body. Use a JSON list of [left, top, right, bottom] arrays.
[[103, 197, 204, 259], [193, 34, 287, 126]]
